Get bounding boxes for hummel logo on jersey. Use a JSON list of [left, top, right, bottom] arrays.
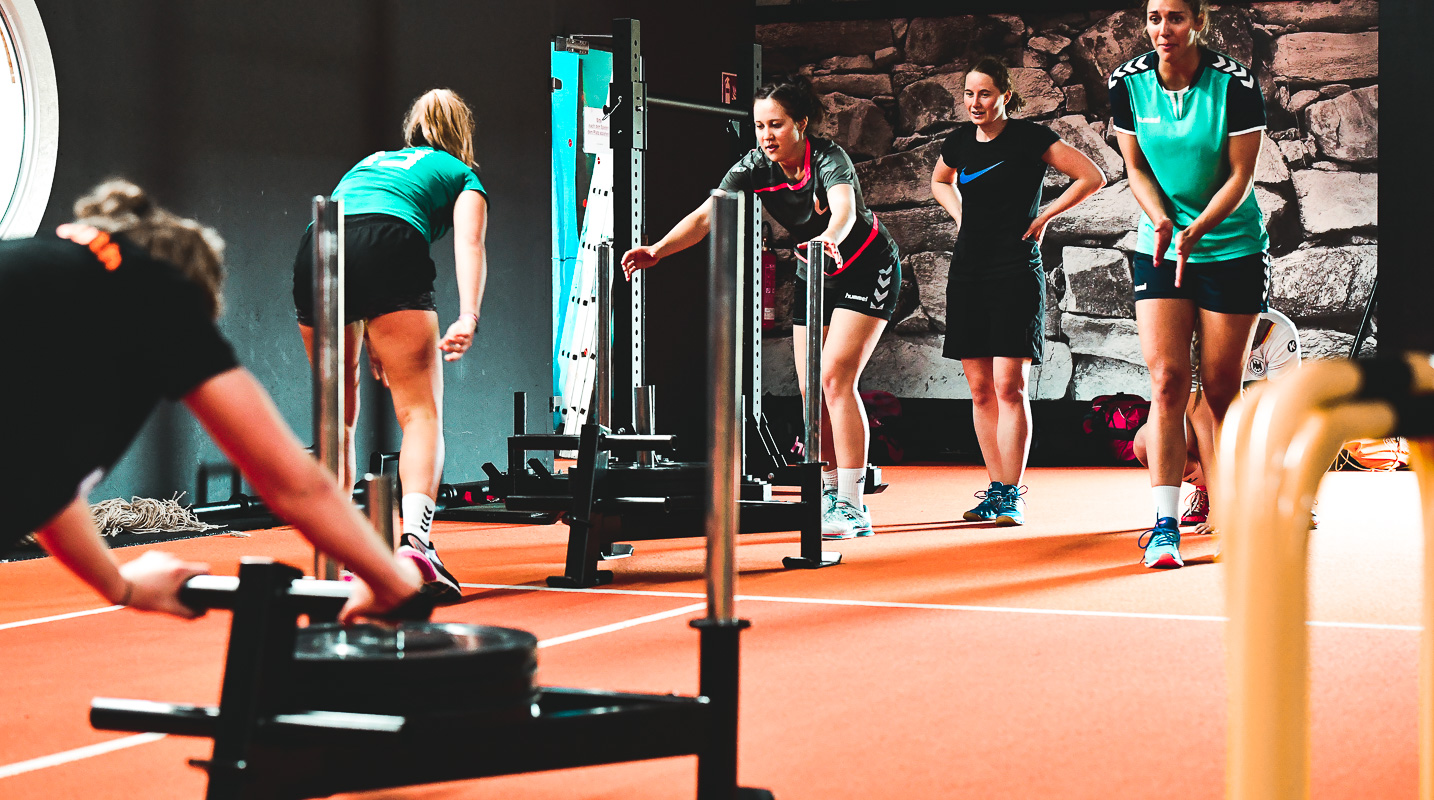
[[958, 161, 1004, 184], [844, 292, 868, 302], [1137, 116, 1161, 124]]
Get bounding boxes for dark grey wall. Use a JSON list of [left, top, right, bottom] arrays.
[[1380, 0, 1433, 353], [34, 0, 750, 503], [36, 1, 551, 501]]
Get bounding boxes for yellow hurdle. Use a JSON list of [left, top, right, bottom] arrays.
[[1218, 354, 1434, 799]]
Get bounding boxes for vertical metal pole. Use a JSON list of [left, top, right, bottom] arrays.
[[311, 196, 344, 580], [744, 44, 764, 475], [361, 473, 397, 552], [634, 385, 657, 466], [804, 240, 825, 464], [694, 188, 754, 800], [706, 190, 740, 623], [611, 18, 646, 433], [596, 242, 613, 430]]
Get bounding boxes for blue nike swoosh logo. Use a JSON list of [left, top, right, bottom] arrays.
[[958, 161, 1005, 184]]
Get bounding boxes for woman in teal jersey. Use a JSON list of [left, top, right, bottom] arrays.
[[293, 88, 489, 600], [1109, 0, 1269, 569]]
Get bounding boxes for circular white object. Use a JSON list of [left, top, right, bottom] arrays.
[[0, 0, 58, 239]]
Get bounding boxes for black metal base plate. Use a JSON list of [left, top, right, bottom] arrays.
[[781, 553, 842, 569], [546, 570, 614, 588]]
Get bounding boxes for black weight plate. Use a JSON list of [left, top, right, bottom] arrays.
[[288, 622, 538, 717]]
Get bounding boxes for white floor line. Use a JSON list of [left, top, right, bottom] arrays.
[[0, 733, 166, 780], [0, 605, 122, 632], [538, 603, 708, 648], [465, 582, 705, 600], [461, 582, 1422, 632]]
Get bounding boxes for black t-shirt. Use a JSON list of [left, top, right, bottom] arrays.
[[0, 233, 239, 547], [720, 136, 899, 283], [939, 119, 1060, 279]]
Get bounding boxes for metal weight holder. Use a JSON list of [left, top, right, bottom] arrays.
[[1218, 354, 1434, 800], [803, 239, 825, 464], [311, 195, 344, 580], [89, 189, 775, 800]]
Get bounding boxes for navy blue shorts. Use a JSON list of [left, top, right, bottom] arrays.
[[1132, 251, 1270, 314], [293, 214, 437, 326], [942, 269, 1045, 365]]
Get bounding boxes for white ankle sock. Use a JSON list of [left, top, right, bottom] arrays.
[[1152, 486, 1180, 522], [822, 469, 838, 492], [402, 493, 436, 545], [837, 467, 865, 507]]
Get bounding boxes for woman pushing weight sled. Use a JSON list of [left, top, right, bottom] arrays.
[[0, 179, 423, 621]]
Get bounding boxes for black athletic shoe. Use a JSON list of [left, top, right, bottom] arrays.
[[396, 533, 463, 604]]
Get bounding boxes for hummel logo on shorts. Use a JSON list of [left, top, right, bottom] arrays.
[[844, 292, 868, 301], [1135, 283, 1148, 291]]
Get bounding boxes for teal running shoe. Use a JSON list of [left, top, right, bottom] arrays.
[[994, 484, 1026, 526], [1138, 517, 1184, 569], [964, 482, 1005, 521]]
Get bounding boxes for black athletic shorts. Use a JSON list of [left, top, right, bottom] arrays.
[[942, 268, 1045, 364], [790, 255, 901, 327], [1131, 251, 1270, 314], [293, 213, 437, 326]]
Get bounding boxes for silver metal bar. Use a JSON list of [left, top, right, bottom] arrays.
[[804, 239, 825, 465], [750, 198, 763, 435], [630, 149, 645, 410], [634, 385, 657, 466], [706, 189, 741, 623], [596, 242, 613, 430], [361, 473, 397, 552], [649, 95, 749, 121], [748, 43, 765, 431], [311, 196, 344, 580]]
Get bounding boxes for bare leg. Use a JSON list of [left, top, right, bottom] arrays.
[[1135, 298, 1198, 490], [820, 310, 887, 470], [964, 358, 1000, 483], [298, 321, 365, 491], [364, 310, 444, 500], [1192, 308, 1259, 520], [991, 357, 1034, 485]]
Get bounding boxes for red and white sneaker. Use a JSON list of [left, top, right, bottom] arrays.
[[1181, 486, 1209, 527]]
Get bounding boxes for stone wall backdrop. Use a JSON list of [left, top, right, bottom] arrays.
[[757, 3, 1378, 402]]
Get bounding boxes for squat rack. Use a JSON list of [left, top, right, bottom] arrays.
[[606, 18, 766, 468]]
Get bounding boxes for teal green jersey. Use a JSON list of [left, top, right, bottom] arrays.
[[1109, 48, 1268, 262], [333, 147, 486, 243]]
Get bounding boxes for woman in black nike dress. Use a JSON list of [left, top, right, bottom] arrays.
[[931, 57, 1105, 526]]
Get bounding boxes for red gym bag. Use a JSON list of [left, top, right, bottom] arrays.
[[1082, 393, 1151, 464]]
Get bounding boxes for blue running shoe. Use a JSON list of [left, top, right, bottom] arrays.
[[994, 484, 1026, 526], [1138, 517, 1184, 569], [964, 482, 1005, 521]]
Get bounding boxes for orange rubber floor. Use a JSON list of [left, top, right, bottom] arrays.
[[0, 466, 1422, 799]]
